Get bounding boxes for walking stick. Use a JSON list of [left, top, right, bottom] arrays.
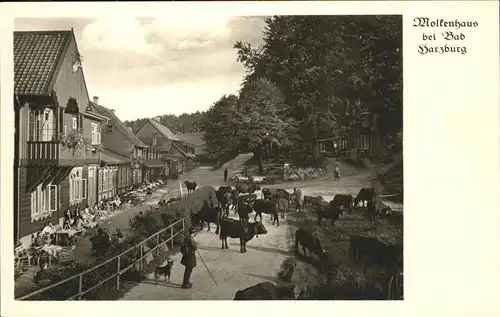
[[195, 249, 217, 285]]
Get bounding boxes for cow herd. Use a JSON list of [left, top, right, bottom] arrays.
[[192, 184, 291, 253], [184, 182, 402, 299], [190, 184, 393, 257]]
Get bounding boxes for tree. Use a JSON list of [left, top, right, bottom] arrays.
[[201, 95, 241, 163], [236, 78, 297, 174], [235, 15, 402, 161]]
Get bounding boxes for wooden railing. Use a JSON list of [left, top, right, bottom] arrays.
[[25, 141, 100, 163], [27, 141, 59, 160], [16, 218, 185, 301]]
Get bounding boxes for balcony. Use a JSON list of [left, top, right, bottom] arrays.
[[23, 141, 100, 166]]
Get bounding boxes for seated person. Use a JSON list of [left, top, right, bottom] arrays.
[[64, 208, 72, 221], [63, 219, 72, 230], [115, 228, 124, 239], [74, 216, 84, 231], [33, 232, 45, 247], [42, 233, 51, 245]]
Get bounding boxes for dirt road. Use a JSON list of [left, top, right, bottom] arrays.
[[120, 209, 293, 300], [120, 162, 386, 300]]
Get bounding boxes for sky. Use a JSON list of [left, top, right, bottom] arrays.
[[14, 15, 266, 121]]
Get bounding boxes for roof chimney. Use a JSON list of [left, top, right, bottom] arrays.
[[153, 116, 161, 123], [93, 96, 99, 104], [111, 109, 115, 113]]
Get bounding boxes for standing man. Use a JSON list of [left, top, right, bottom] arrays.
[[224, 168, 228, 182], [334, 163, 341, 181], [180, 226, 197, 289], [294, 187, 303, 212]]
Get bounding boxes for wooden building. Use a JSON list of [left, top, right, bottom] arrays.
[[89, 99, 148, 187], [98, 148, 131, 201], [133, 117, 191, 176], [176, 132, 206, 157], [13, 30, 107, 246], [318, 112, 389, 159]]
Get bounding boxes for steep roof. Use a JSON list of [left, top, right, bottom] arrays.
[[172, 141, 189, 158], [90, 103, 147, 148], [134, 118, 180, 141], [14, 30, 72, 96], [176, 132, 206, 147], [101, 148, 130, 165]]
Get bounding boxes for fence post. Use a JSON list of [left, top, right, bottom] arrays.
[[116, 256, 121, 290], [156, 234, 160, 257], [139, 244, 143, 272], [170, 225, 174, 249], [78, 274, 83, 300]]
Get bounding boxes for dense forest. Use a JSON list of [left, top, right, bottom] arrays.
[[202, 15, 403, 173], [125, 111, 207, 134]]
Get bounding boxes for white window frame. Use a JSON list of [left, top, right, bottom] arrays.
[[28, 109, 56, 142], [72, 116, 78, 130], [88, 167, 96, 199], [91, 122, 101, 145], [30, 183, 58, 222], [103, 170, 109, 191], [69, 167, 87, 204], [359, 135, 370, 150]]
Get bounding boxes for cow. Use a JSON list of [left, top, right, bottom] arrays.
[[295, 228, 329, 264], [238, 193, 258, 204], [219, 218, 268, 253], [235, 184, 260, 194], [303, 195, 324, 208], [234, 282, 298, 300], [229, 189, 240, 209], [234, 282, 278, 300], [315, 201, 342, 226], [253, 199, 279, 227], [331, 194, 354, 214], [191, 202, 221, 234], [276, 197, 289, 219], [354, 187, 376, 207], [236, 199, 253, 224], [184, 181, 197, 194], [262, 188, 292, 204], [216, 187, 232, 217]]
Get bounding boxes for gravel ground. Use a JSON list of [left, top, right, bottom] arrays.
[[120, 161, 397, 300]]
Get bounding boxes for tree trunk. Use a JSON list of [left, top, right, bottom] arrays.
[[350, 127, 359, 161], [254, 145, 265, 175], [311, 123, 320, 164]]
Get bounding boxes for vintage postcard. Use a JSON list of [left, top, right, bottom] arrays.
[[0, 1, 499, 317]]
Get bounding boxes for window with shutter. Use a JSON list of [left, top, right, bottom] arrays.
[[31, 183, 57, 221], [69, 167, 84, 204]]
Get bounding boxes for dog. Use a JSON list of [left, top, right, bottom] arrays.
[[154, 259, 174, 284]]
